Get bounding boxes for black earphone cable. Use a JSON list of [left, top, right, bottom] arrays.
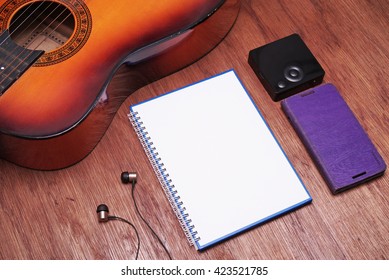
[[131, 182, 173, 260], [97, 172, 172, 260], [108, 215, 140, 260]]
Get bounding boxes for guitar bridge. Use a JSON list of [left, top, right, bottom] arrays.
[[0, 30, 44, 95]]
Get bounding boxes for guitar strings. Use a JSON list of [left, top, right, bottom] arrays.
[[1, 1, 63, 54], [11, 2, 59, 46], [0, 0, 57, 66], [0, 1, 43, 45], [0, 1, 63, 85], [0, 1, 53, 46], [0, 1, 72, 86], [33, 7, 73, 51], [24, 4, 69, 50]]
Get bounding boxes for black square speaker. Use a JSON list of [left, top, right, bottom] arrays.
[[248, 34, 325, 101]]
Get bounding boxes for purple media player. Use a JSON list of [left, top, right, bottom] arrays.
[[281, 83, 386, 194]]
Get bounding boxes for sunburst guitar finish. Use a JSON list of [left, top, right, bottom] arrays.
[[0, 0, 240, 170]]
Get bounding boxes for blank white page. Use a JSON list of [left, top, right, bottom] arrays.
[[130, 70, 311, 250]]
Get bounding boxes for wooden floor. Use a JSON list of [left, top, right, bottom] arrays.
[[1, 0, 388, 260]]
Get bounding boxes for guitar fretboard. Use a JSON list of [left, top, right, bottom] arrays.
[[0, 30, 44, 95]]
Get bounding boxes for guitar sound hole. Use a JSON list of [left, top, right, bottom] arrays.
[[9, 1, 75, 52]]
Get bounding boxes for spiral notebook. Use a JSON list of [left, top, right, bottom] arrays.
[[129, 70, 312, 250]]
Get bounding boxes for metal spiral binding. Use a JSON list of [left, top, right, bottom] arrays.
[[128, 111, 201, 246]]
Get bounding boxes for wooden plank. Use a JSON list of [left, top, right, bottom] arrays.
[[0, 0, 388, 260]]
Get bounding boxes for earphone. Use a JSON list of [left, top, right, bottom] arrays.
[[96, 171, 172, 260], [96, 203, 140, 259], [120, 171, 137, 186], [96, 204, 110, 222]]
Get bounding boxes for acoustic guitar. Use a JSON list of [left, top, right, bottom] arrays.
[[0, 0, 240, 170]]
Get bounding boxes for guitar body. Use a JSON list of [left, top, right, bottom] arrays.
[[0, 0, 240, 170]]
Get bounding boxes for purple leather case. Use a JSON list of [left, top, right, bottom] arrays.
[[281, 83, 386, 194]]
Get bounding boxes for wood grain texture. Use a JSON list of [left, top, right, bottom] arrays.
[[0, 0, 388, 260]]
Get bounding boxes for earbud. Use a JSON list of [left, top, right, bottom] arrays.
[[121, 171, 137, 186], [94, 171, 171, 260], [96, 204, 110, 222], [95, 203, 141, 259]]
